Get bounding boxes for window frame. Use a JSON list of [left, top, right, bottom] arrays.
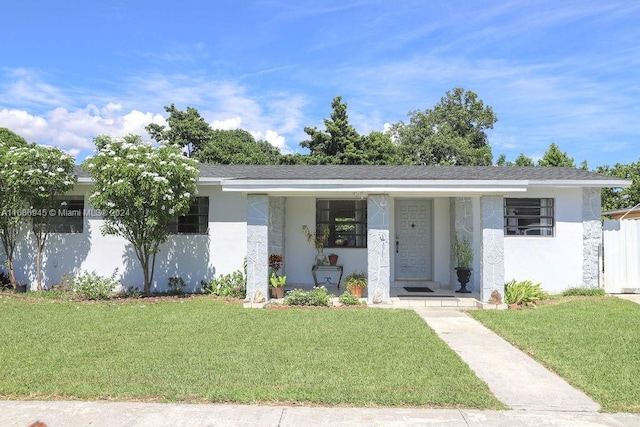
[[316, 199, 367, 248], [168, 197, 209, 235], [504, 198, 555, 237], [42, 196, 85, 234]]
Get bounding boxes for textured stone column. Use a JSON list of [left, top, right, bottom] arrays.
[[450, 197, 474, 286], [367, 194, 390, 303], [582, 188, 602, 288], [246, 194, 269, 303], [480, 196, 505, 303], [268, 197, 286, 261]]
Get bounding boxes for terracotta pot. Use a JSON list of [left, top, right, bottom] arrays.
[[328, 254, 339, 266], [273, 287, 284, 299], [349, 285, 364, 298]]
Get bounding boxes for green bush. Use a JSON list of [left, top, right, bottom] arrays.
[[70, 270, 119, 300], [504, 279, 548, 306], [201, 270, 246, 299], [562, 287, 606, 297], [167, 276, 186, 295], [284, 286, 332, 307], [338, 292, 362, 306]]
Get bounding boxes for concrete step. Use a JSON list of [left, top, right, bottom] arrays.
[[389, 297, 480, 309]]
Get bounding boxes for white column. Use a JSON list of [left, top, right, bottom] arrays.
[[367, 194, 390, 303], [582, 188, 602, 288], [246, 194, 269, 303], [480, 195, 505, 303]]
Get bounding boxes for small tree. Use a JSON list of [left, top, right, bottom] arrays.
[[8, 143, 77, 290], [537, 143, 575, 167], [82, 134, 199, 295], [0, 128, 29, 288]]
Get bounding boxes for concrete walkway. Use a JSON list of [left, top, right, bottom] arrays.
[[2, 400, 640, 427], [614, 293, 640, 304], [412, 308, 601, 412]]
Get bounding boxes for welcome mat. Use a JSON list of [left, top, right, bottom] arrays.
[[403, 286, 434, 293]]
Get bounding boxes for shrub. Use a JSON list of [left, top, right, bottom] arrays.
[[338, 292, 362, 306], [202, 270, 246, 299], [562, 287, 606, 297], [167, 276, 186, 295], [504, 279, 548, 306], [70, 270, 119, 300], [284, 287, 332, 307]]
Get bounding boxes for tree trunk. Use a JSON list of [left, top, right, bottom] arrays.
[[7, 258, 17, 289], [36, 241, 43, 291]]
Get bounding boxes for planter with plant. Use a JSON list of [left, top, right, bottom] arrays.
[[453, 234, 473, 293], [268, 253, 286, 298], [328, 253, 339, 266], [302, 225, 330, 266], [269, 271, 287, 299], [344, 271, 367, 298]]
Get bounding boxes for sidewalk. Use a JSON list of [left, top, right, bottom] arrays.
[[1, 400, 639, 427], [412, 308, 600, 412]]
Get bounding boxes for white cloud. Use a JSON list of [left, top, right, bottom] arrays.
[[251, 129, 286, 149], [211, 117, 242, 130]]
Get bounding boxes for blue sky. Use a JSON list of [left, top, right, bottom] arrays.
[[1, 0, 639, 167]]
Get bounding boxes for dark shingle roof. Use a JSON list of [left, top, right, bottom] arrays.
[[198, 164, 624, 182]]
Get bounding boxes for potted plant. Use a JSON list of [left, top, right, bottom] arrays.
[[268, 253, 285, 298], [344, 271, 367, 298], [302, 225, 330, 266], [452, 234, 473, 293], [328, 253, 339, 266], [269, 271, 286, 298]]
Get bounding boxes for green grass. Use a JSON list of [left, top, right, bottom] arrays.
[[470, 296, 640, 412], [0, 295, 502, 408]]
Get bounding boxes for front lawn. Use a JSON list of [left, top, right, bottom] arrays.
[[470, 296, 640, 412], [0, 295, 502, 408]]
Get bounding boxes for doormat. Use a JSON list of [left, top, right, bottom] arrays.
[[403, 287, 434, 293]]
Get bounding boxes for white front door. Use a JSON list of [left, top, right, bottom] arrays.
[[394, 199, 433, 280]]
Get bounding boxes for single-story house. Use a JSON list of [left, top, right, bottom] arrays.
[[9, 165, 630, 303]]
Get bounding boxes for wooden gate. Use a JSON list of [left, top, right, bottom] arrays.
[[603, 219, 640, 293]]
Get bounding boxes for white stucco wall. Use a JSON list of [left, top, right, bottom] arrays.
[[12, 184, 247, 292], [283, 197, 367, 286], [503, 187, 584, 294]]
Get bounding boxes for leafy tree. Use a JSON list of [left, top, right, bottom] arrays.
[[7, 144, 76, 290], [83, 135, 199, 295], [194, 129, 281, 164], [0, 128, 29, 288], [299, 96, 401, 165], [300, 96, 363, 164], [537, 143, 575, 167], [393, 88, 496, 165], [597, 162, 640, 212], [146, 104, 212, 157], [514, 153, 535, 167], [496, 154, 508, 166]]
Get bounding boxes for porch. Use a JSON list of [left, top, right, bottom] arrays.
[[244, 193, 505, 305]]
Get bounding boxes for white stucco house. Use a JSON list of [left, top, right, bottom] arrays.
[[9, 164, 629, 303]]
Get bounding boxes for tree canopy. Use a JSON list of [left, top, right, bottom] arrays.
[[0, 128, 29, 288], [146, 104, 212, 157], [83, 134, 199, 295], [537, 143, 575, 167], [194, 129, 282, 165], [597, 162, 640, 212], [299, 96, 402, 165], [7, 143, 77, 290], [392, 88, 496, 165]]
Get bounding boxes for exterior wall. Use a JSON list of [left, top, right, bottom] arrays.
[[283, 197, 367, 286], [504, 187, 585, 294], [13, 185, 247, 292]]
